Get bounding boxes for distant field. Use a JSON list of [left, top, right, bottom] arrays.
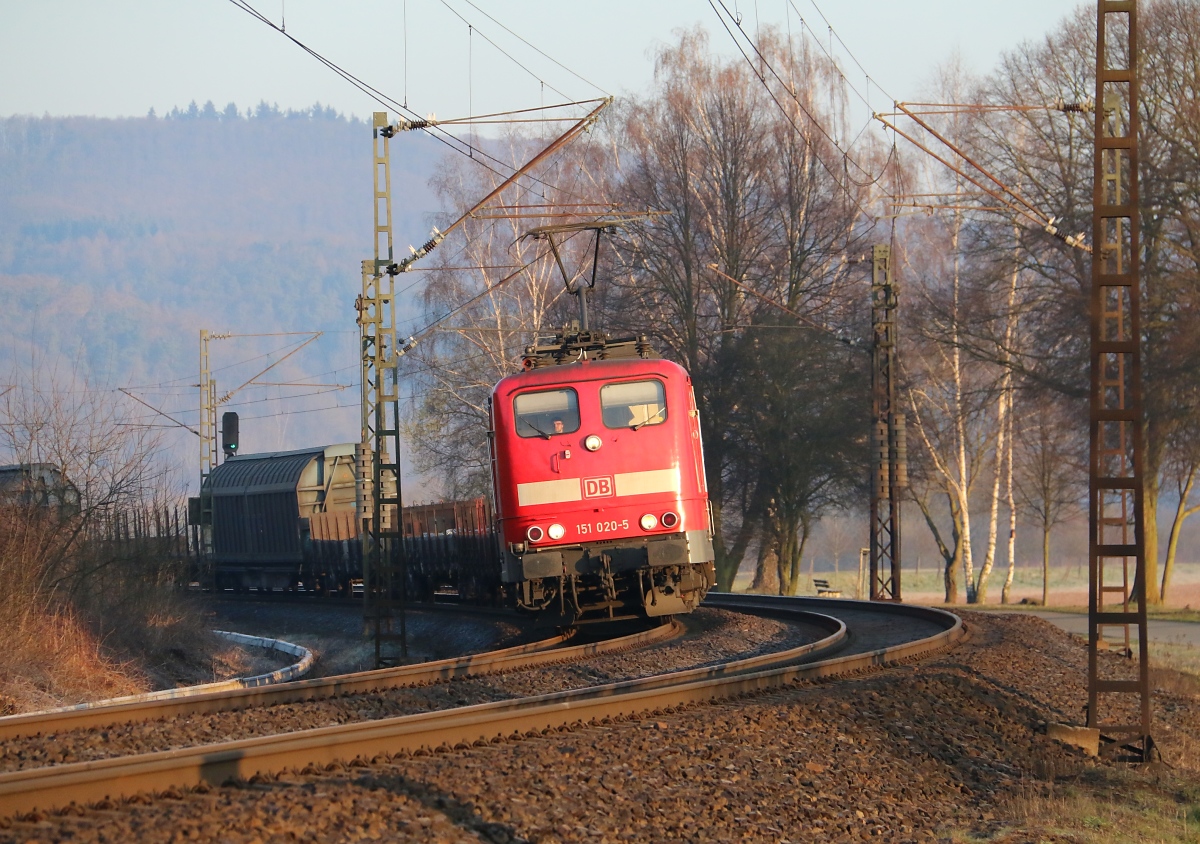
[[733, 560, 1200, 610]]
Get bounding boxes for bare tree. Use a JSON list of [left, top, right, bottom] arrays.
[[1013, 398, 1085, 605], [0, 361, 193, 704], [402, 129, 610, 498], [613, 26, 874, 591], [957, 0, 1200, 604]]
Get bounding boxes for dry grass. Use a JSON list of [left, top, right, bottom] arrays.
[[0, 504, 226, 713], [0, 608, 148, 715], [978, 769, 1200, 843]]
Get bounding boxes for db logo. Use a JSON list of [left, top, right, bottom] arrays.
[[583, 476, 615, 498]]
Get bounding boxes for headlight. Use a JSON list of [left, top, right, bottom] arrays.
[[639, 514, 658, 530], [584, 434, 602, 451], [547, 523, 565, 540], [526, 526, 544, 543]]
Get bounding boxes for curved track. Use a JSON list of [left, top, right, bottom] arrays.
[[0, 621, 660, 743], [0, 596, 961, 817]]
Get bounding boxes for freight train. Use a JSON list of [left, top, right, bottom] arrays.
[[198, 328, 716, 622]]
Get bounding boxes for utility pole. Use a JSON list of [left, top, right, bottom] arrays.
[[869, 244, 905, 601], [1086, 0, 1153, 761]]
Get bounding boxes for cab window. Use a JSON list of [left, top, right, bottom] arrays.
[[601, 380, 667, 429], [514, 389, 580, 438]]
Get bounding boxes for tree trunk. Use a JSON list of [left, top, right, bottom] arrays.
[[712, 497, 760, 592], [1041, 522, 1051, 606], [1001, 402, 1017, 604], [1001, 500, 1017, 603], [976, 388, 1008, 605], [914, 490, 960, 604], [750, 534, 778, 594], [783, 515, 811, 597], [775, 524, 795, 596], [1161, 467, 1198, 603], [1142, 472, 1162, 605], [999, 240, 1019, 605], [949, 204, 975, 602], [945, 541, 962, 605]]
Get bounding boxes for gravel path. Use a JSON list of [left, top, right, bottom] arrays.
[[3, 611, 1197, 843], [0, 608, 814, 774]]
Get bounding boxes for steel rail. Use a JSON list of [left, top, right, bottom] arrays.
[[0, 599, 958, 817], [0, 620, 675, 742]]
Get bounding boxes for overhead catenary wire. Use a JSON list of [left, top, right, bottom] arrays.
[[402, 236, 580, 342], [129, 385, 350, 423], [122, 332, 335, 393], [792, 0, 897, 109], [438, 0, 573, 103], [712, 0, 888, 187], [873, 103, 1090, 251], [386, 98, 611, 273], [706, 0, 881, 222], [225, 0, 603, 209], [455, 0, 608, 97], [706, 263, 865, 350]]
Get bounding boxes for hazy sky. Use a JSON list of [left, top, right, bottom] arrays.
[[3, 1, 1084, 129]]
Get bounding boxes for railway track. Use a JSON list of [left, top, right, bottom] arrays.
[[0, 596, 961, 819], [0, 619, 649, 743]]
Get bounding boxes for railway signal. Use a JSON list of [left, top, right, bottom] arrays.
[[221, 412, 239, 458]]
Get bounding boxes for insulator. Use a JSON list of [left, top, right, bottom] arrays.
[[355, 444, 375, 514], [1053, 96, 1095, 114], [876, 421, 889, 459], [1043, 217, 1091, 253], [395, 227, 445, 272], [873, 421, 890, 495], [397, 336, 418, 357], [893, 415, 908, 489], [876, 463, 890, 495]]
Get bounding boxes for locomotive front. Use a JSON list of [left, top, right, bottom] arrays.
[[490, 353, 715, 621]]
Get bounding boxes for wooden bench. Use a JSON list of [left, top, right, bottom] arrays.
[[813, 578, 843, 598]]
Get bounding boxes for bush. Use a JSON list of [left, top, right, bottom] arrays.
[[0, 367, 214, 711]]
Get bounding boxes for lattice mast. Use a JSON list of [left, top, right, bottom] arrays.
[[869, 245, 906, 601], [358, 112, 409, 667], [1087, 0, 1153, 760], [198, 329, 218, 560]]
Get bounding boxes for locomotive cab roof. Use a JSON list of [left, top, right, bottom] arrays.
[[493, 354, 689, 396]]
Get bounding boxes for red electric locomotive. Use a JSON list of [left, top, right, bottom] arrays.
[[489, 329, 716, 622]]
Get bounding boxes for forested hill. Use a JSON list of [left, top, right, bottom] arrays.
[[0, 103, 443, 404]]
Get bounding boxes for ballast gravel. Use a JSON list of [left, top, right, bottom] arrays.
[[2, 611, 1198, 843]]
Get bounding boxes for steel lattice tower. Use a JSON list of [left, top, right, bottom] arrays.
[[1087, 0, 1153, 761], [359, 112, 408, 667], [870, 245, 904, 601]]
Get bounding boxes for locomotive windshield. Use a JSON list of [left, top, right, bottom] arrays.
[[514, 388, 580, 438], [601, 380, 667, 429]]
